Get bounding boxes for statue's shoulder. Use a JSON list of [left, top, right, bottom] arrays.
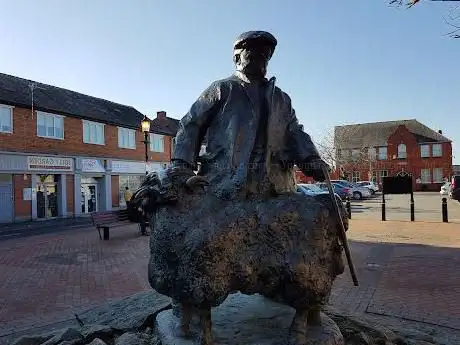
[[210, 75, 241, 88], [201, 75, 235, 97], [273, 85, 293, 105]]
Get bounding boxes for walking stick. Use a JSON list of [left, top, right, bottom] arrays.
[[322, 166, 359, 286]]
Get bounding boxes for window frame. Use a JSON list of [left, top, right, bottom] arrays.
[[377, 146, 387, 161], [368, 147, 377, 160], [432, 144, 442, 157], [82, 120, 105, 145], [117, 127, 136, 149], [420, 144, 430, 158], [379, 170, 388, 179], [420, 168, 431, 183], [397, 143, 407, 159], [0, 104, 14, 134], [351, 171, 360, 183], [432, 168, 443, 183], [36, 111, 64, 140], [149, 133, 165, 152]]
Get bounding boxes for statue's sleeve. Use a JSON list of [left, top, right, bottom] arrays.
[[286, 106, 321, 174], [172, 82, 222, 169]]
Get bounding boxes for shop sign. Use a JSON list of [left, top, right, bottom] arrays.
[[112, 160, 148, 174], [82, 159, 105, 173], [0, 154, 27, 171], [147, 162, 168, 173], [27, 156, 74, 172], [111, 160, 168, 174]]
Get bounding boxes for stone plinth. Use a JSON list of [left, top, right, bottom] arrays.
[[156, 293, 344, 345]]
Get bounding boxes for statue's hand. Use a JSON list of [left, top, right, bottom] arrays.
[[300, 157, 330, 182], [162, 160, 209, 194]]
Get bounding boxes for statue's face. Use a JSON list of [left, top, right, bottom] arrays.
[[234, 40, 273, 78]]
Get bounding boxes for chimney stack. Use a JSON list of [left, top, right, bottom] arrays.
[[157, 111, 167, 119], [438, 130, 442, 134]]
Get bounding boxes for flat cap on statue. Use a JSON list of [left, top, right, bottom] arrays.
[[233, 31, 277, 50]]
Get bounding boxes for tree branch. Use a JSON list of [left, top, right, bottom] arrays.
[[388, 0, 460, 38]]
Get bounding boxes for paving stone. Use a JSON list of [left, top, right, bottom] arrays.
[[1, 218, 460, 344]]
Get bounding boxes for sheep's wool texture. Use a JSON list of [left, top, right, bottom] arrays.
[[140, 171, 348, 311]]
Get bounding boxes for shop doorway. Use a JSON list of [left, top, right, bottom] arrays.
[[36, 175, 59, 219], [0, 174, 13, 223], [81, 184, 98, 214]]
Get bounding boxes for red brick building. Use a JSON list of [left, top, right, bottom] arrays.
[[0, 72, 179, 223], [331, 119, 453, 191]]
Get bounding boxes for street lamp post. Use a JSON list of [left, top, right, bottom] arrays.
[[141, 115, 151, 175]]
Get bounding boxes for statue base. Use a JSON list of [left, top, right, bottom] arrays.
[[155, 293, 344, 345]]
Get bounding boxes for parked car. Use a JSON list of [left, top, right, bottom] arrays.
[[451, 175, 460, 202], [297, 183, 342, 201], [315, 182, 354, 201], [356, 181, 379, 195], [440, 182, 451, 197], [330, 180, 371, 200]]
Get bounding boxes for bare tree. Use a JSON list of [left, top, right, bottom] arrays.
[[314, 129, 378, 182], [388, 0, 460, 38]]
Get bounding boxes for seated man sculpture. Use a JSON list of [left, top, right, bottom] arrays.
[[131, 31, 350, 345]]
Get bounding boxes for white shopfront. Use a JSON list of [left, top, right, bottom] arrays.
[[0, 152, 170, 223], [112, 160, 167, 207], [74, 157, 111, 216], [27, 155, 74, 220], [80, 159, 106, 214]]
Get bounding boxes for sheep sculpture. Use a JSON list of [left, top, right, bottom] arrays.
[[130, 167, 349, 345]]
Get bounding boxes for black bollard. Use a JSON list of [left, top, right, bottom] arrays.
[[442, 197, 448, 223], [410, 192, 415, 222], [381, 193, 386, 221], [345, 197, 351, 219]]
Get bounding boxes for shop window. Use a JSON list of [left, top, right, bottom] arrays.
[[119, 175, 143, 206], [0, 105, 13, 133]]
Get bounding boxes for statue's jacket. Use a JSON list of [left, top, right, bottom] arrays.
[[172, 72, 321, 199]]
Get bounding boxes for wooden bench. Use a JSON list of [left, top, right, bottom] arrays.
[[91, 209, 133, 240]]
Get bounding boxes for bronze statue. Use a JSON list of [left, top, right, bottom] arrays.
[[132, 31, 350, 345]]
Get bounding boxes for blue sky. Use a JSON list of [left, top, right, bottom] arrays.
[[1, 0, 459, 163]]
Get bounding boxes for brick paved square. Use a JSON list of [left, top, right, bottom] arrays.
[[366, 245, 460, 330], [1, 218, 460, 340], [0, 225, 150, 335]]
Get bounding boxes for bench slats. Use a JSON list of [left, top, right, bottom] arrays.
[[91, 209, 141, 240]]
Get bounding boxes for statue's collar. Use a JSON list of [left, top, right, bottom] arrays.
[[234, 71, 268, 85]]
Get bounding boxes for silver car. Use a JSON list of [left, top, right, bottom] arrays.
[[331, 180, 371, 200], [356, 181, 379, 195]]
